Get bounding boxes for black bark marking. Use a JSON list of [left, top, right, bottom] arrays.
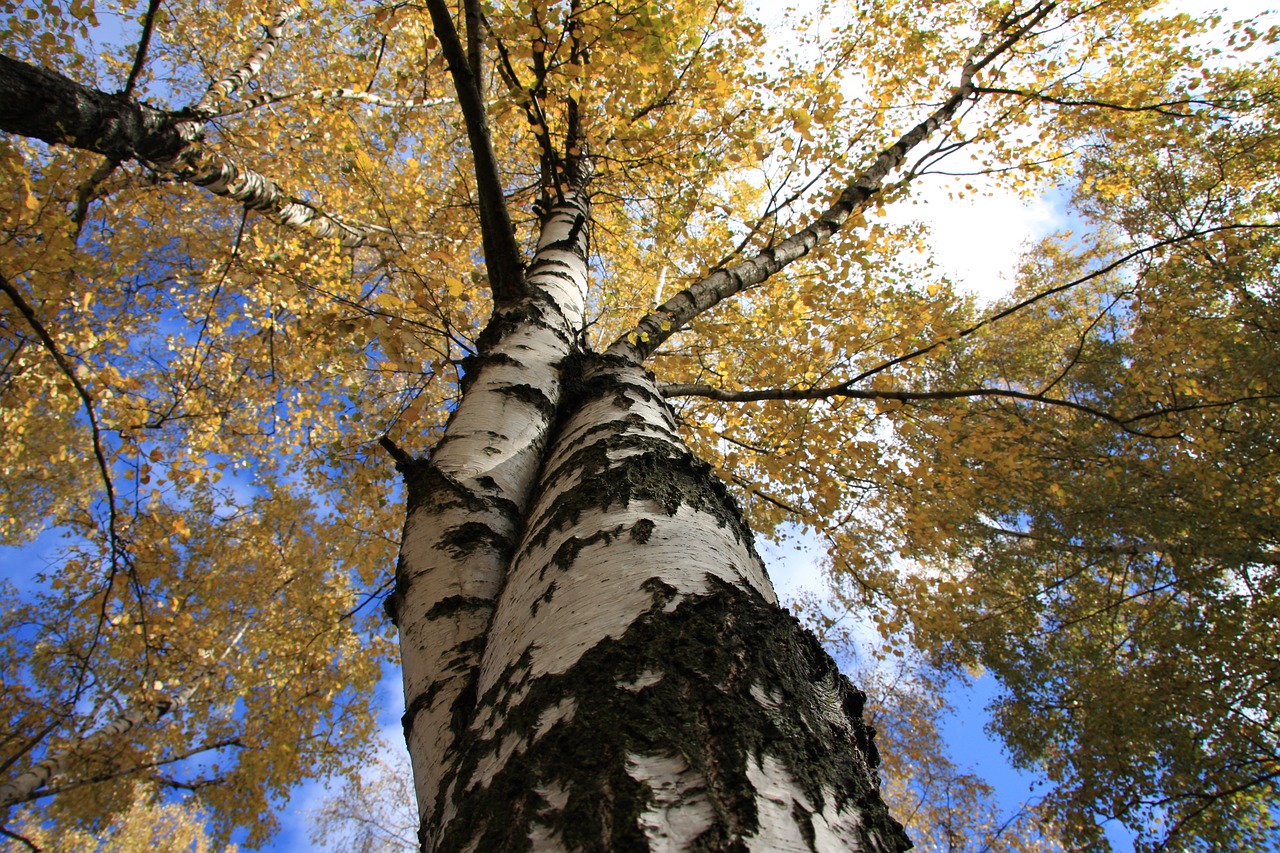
[[630, 518, 655, 544], [535, 212, 587, 254], [430, 579, 909, 852], [530, 579, 558, 616], [544, 412, 682, 462], [495, 383, 557, 421], [426, 595, 494, 620], [439, 521, 514, 560], [382, 579, 402, 627], [527, 257, 576, 277], [405, 464, 487, 513], [793, 800, 818, 851], [520, 352, 751, 557], [527, 443, 755, 553], [557, 350, 662, 411], [472, 296, 572, 365], [402, 464, 520, 527], [549, 524, 627, 573], [403, 680, 446, 740], [640, 577, 678, 607]]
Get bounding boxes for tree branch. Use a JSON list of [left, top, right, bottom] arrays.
[[424, 0, 525, 305], [487, 24, 558, 195], [729, 472, 807, 518], [377, 435, 414, 468], [191, 3, 301, 118], [973, 85, 1231, 118], [563, 0, 590, 189], [664, 378, 1280, 437], [662, 381, 1146, 429], [206, 86, 448, 117], [463, 0, 483, 82], [605, 1, 1059, 363], [71, 156, 123, 232], [0, 272, 122, 571], [0, 55, 377, 246], [841, 223, 1278, 389], [120, 0, 163, 98], [1152, 769, 1280, 853], [0, 622, 247, 810], [974, 522, 1280, 565], [0, 738, 245, 808], [0, 826, 38, 851]]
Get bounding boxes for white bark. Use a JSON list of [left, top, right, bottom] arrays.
[[477, 358, 773, 699], [419, 354, 908, 851], [390, 186, 903, 851], [192, 3, 302, 118], [394, 192, 591, 841], [627, 752, 717, 849], [0, 703, 168, 811], [211, 87, 449, 118], [150, 137, 374, 245]]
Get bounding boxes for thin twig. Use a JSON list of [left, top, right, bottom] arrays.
[[0, 272, 120, 571]]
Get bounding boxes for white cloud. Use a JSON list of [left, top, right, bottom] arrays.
[[889, 177, 1066, 303]]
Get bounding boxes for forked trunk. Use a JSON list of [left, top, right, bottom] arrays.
[[392, 195, 909, 851]]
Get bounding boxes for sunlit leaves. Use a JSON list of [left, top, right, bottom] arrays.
[[3, 0, 1278, 846], [852, 61, 1280, 848], [12, 788, 237, 851]]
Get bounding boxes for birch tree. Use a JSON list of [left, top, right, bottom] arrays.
[[0, 0, 1276, 849]]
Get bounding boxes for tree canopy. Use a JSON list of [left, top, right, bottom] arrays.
[[1, 0, 1278, 848]]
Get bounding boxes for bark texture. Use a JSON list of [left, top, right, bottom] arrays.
[[0, 55, 185, 162], [390, 194, 592, 839], [436, 354, 908, 851], [398, 332, 909, 850]]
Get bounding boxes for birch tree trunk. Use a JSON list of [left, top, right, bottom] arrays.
[[392, 197, 910, 852]]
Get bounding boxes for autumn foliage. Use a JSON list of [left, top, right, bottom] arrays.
[[1, 0, 1278, 848]]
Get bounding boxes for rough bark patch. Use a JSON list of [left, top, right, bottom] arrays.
[[433, 577, 910, 852]]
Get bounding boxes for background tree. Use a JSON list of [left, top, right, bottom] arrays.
[[0, 0, 1276, 849], [309, 734, 419, 853]]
